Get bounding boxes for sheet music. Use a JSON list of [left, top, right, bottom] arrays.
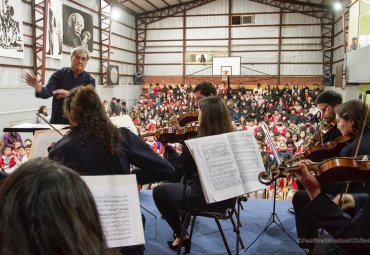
[[30, 129, 68, 158], [81, 175, 145, 248], [110, 115, 138, 135], [227, 131, 266, 193], [186, 135, 244, 203], [9, 123, 69, 129]]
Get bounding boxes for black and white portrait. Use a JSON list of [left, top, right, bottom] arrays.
[[46, 0, 62, 59], [0, 0, 24, 58], [63, 5, 93, 52]]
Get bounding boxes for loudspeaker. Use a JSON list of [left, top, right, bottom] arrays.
[[134, 72, 143, 85], [323, 70, 333, 86]]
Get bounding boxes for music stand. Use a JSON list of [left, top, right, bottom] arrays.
[[244, 123, 298, 252]]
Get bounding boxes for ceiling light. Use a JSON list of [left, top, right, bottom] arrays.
[[111, 7, 121, 20], [334, 2, 342, 10]]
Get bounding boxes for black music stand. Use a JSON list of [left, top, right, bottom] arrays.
[[244, 178, 298, 252], [245, 122, 300, 252]]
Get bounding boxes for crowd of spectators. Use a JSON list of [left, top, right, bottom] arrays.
[[1, 81, 324, 200], [128, 82, 324, 199], [0, 133, 32, 174]]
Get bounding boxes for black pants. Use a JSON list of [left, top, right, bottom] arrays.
[[292, 190, 319, 250], [153, 182, 234, 237], [293, 183, 346, 250]]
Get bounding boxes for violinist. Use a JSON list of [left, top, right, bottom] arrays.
[[293, 99, 370, 252], [48, 85, 175, 254], [152, 96, 236, 252], [292, 90, 342, 250], [314, 90, 343, 143], [294, 160, 370, 254], [193, 81, 217, 105], [165, 81, 216, 134]]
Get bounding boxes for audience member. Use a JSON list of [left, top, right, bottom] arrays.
[[0, 158, 117, 255]]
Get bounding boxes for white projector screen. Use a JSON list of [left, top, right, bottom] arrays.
[[346, 45, 370, 83]]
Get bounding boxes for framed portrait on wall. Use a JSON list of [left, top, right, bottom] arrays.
[[63, 5, 93, 52], [46, 0, 63, 59], [0, 0, 24, 59]]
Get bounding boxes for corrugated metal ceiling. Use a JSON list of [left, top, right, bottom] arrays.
[[114, 0, 335, 15]]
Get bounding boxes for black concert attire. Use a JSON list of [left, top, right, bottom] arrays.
[[49, 127, 175, 255], [49, 127, 174, 178], [153, 145, 235, 237], [293, 128, 370, 251], [305, 192, 370, 254], [36, 67, 95, 124]]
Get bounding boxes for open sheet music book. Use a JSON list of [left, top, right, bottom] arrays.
[[81, 175, 145, 248], [185, 130, 266, 204], [30, 129, 69, 158]]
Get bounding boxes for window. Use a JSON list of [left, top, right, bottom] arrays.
[[231, 15, 254, 25]]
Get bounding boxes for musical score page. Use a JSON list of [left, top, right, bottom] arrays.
[[81, 175, 145, 248], [30, 129, 68, 158], [185, 135, 244, 203], [227, 131, 266, 193]]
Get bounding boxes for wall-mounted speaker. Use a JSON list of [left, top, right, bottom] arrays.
[[323, 70, 333, 86], [134, 72, 143, 85]]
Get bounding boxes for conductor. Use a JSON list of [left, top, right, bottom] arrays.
[[24, 46, 95, 124]]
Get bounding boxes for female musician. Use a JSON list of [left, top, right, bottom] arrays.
[[293, 99, 370, 252], [48, 85, 174, 179], [335, 99, 370, 158], [153, 96, 235, 252]]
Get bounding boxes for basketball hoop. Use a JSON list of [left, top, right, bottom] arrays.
[[222, 70, 230, 82]]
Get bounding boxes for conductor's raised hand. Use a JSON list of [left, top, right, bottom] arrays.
[[53, 89, 70, 99], [23, 73, 42, 93]]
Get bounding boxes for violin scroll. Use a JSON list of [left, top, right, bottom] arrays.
[[258, 166, 289, 185]]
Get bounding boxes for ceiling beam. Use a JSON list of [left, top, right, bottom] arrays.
[[247, 0, 331, 18], [138, 0, 217, 24]]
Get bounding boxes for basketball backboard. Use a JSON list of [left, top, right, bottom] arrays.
[[212, 56, 241, 76]]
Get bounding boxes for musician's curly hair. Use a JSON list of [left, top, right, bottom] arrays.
[[63, 85, 123, 155]]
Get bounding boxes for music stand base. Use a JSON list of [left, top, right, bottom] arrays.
[[244, 180, 301, 253]]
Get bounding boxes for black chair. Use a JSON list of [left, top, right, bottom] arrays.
[[177, 197, 245, 255]]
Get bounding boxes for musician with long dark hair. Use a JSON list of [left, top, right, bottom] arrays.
[[48, 85, 175, 254], [153, 96, 235, 252], [49, 85, 174, 178], [0, 158, 117, 255]]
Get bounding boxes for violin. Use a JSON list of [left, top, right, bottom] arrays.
[[141, 124, 199, 143], [259, 157, 370, 185], [280, 135, 353, 166], [177, 112, 199, 127], [305, 119, 337, 148]]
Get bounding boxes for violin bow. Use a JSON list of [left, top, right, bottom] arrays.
[[261, 122, 282, 166], [36, 113, 65, 137]]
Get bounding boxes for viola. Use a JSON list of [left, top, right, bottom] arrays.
[[259, 157, 370, 185], [281, 135, 353, 166]]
